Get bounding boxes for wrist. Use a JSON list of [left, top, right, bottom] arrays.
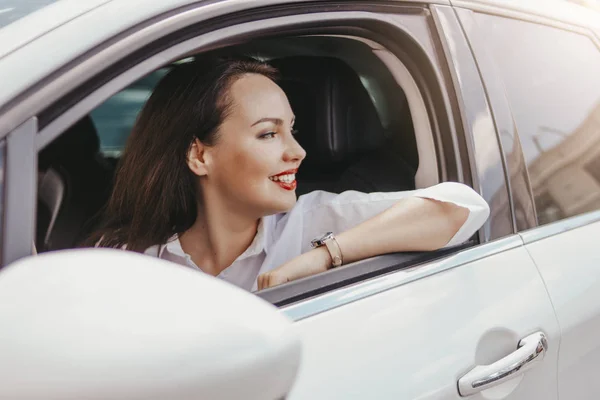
[[311, 246, 333, 272]]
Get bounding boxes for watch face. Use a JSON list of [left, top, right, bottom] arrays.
[[311, 232, 334, 247]]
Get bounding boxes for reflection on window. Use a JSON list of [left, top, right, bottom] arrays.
[[476, 14, 600, 226]]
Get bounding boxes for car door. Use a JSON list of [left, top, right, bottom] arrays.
[[455, 4, 600, 399], [274, 5, 561, 400]]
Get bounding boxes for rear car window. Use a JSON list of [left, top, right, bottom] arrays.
[[475, 13, 600, 226]]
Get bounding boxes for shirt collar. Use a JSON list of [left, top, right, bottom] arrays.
[[159, 217, 268, 261]]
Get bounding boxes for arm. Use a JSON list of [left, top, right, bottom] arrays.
[[257, 183, 489, 290]]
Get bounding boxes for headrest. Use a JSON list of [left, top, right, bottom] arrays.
[[39, 116, 100, 170], [269, 56, 387, 168]]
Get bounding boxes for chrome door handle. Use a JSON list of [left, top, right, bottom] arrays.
[[457, 331, 548, 397]]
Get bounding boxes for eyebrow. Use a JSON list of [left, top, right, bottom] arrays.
[[251, 116, 296, 127]]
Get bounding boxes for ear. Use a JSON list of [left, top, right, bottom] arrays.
[[186, 138, 210, 177]]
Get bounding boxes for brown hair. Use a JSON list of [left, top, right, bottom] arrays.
[[87, 55, 279, 251]]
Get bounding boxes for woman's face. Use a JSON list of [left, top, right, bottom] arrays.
[[200, 73, 306, 217]]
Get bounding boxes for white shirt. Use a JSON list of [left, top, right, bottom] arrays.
[[144, 182, 490, 292]]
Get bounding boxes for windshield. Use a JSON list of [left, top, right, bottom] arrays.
[[0, 0, 59, 29]]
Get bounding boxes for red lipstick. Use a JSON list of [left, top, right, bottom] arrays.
[[270, 169, 298, 191]]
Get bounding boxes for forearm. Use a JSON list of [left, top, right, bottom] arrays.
[[335, 197, 468, 264], [294, 197, 468, 274], [257, 194, 473, 290]]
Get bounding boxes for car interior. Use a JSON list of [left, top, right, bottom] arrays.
[[35, 35, 424, 255]]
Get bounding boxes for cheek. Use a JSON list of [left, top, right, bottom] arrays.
[[217, 142, 275, 187], [237, 147, 272, 177]]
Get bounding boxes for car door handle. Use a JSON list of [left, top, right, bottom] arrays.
[[457, 331, 548, 397]]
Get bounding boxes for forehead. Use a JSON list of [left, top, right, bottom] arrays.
[[227, 73, 292, 121]]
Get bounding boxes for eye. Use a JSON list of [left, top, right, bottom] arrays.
[[259, 132, 276, 139]]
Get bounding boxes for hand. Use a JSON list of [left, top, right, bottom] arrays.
[[257, 247, 332, 290]]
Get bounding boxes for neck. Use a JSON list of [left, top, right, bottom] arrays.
[[178, 192, 260, 276]]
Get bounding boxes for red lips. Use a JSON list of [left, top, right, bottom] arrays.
[[270, 168, 298, 191], [275, 180, 297, 191], [271, 168, 298, 177]]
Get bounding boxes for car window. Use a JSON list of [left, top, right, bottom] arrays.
[[89, 68, 169, 157], [475, 14, 600, 226]]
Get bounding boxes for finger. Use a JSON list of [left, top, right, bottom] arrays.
[[259, 273, 269, 291], [266, 274, 287, 289], [257, 274, 264, 291]]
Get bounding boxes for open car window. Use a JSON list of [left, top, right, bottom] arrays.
[[33, 5, 473, 305]]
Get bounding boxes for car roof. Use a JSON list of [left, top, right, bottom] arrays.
[[0, 0, 596, 61], [0, 0, 597, 115]]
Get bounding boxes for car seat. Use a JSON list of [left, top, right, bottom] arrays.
[[37, 116, 114, 251], [269, 56, 416, 196]]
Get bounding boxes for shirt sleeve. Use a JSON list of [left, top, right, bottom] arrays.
[[296, 181, 490, 252]]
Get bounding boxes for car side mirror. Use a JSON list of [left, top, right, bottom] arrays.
[[0, 249, 301, 400]]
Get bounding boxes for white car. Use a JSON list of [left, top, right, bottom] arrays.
[[0, 0, 599, 399]]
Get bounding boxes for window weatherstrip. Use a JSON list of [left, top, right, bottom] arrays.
[[281, 235, 522, 321], [519, 209, 600, 245]]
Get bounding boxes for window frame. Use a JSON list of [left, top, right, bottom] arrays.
[[452, 7, 537, 234], [1, 118, 37, 267], [430, 4, 515, 242], [4, 1, 480, 302]]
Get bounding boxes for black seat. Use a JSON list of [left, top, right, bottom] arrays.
[[269, 56, 415, 196], [37, 116, 114, 251]]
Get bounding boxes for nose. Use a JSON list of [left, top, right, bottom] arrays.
[[283, 135, 306, 163]]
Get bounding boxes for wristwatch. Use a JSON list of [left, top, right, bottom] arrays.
[[310, 232, 344, 268]]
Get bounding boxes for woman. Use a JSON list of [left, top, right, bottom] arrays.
[[90, 55, 490, 292]]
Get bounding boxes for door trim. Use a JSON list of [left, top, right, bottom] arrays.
[[519, 210, 600, 245], [282, 235, 522, 321]]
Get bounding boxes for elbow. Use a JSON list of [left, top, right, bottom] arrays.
[[422, 183, 490, 251]]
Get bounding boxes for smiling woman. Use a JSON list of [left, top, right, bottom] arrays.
[[87, 55, 490, 291]]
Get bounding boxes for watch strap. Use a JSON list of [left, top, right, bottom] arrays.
[[324, 236, 343, 268]]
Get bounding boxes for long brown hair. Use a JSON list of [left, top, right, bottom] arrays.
[[87, 56, 278, 251]]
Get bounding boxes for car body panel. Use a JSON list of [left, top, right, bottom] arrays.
[[288, 241, 559, 399], [456, 4, 600, 399], [522, 216, 600, 400]]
